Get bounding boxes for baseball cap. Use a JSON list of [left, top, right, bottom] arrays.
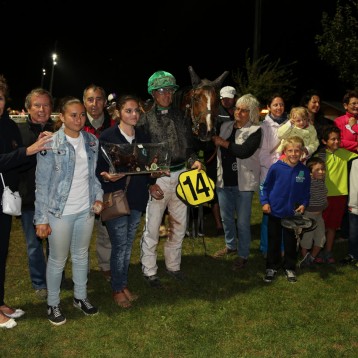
[[220, 86, 236, 99]]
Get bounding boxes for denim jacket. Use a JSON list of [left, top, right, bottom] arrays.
[[34, 127, 103, 224]]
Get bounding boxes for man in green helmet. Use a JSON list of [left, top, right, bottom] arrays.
[[138, 70, 203, 288]]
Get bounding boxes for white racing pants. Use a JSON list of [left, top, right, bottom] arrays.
[[140, 169, 188, 276]]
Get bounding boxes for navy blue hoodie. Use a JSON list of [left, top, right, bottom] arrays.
[[260, 160, 311, 218]]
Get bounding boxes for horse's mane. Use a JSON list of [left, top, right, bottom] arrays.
[[172, 85, 192, 111]]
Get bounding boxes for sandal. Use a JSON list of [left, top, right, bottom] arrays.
[[112, 291, 131, 309], [123, 287, 139, 302]]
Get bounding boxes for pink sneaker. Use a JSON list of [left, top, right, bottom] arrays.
[[313, 257, 324, 264]]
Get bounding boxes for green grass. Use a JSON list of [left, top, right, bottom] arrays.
[[1, 193, 358, 357]]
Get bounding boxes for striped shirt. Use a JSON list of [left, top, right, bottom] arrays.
[[306, 178, 328, 212]]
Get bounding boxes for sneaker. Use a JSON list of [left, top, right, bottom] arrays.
[[324, 252, 336, 264], [212, 247, 236, 259], [285, 269, 297, 283], [35, 288, 48, 300], [298, 253, 313, 269], [143, 274, 163, 288], [312, 257, 324, 264], [263, 269, 277, 283], [73, 298, 98, 316], [47, 305, 66, 326], [339, 254, 355, 265], [232, 257, 248, 271], [166, 269, 187, 281]]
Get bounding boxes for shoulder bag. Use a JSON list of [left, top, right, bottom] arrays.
[[101, 176, 131, 221], [1, 173, 22, 216]]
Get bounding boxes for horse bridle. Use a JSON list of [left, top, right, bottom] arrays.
[[186, 88, 216, 136]]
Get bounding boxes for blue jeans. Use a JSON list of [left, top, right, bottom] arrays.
[[217, 187, 254, 259], [21, 210, 48, 290], [348, 213, 358, 259], [105, 210, 142, 292], [47, 209, 94, 306]]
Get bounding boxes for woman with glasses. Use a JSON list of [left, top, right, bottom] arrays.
[[333, 90, 358, 246], [212, 94, 262, 271], [334, 89, 358, 153]]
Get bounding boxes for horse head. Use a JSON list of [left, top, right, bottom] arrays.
[[185, 66, 229, 141]]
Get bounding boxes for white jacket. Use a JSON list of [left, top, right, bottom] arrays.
[[349, 159, 358, 215], [258, 114, 281, 182]]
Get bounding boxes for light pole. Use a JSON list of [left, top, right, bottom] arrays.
[[40, 68, 46, 88], [253, 0, 262, 62], [49, 53, 57, 95]]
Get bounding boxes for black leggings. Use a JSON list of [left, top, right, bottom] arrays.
[[0, 212, 12, 306]]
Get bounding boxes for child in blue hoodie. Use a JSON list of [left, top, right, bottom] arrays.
[[260, 136, 311, 283]]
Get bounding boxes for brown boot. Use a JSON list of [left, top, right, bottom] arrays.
[[112, 291, 131, 309]]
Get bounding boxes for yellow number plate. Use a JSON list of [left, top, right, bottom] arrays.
[[176, 169, 215, 206]]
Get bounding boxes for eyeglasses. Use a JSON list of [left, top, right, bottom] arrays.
[[156, 88, 175, 95], [235, 107, 250, 113]]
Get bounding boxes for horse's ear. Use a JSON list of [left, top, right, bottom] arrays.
[[211, 71, 230, 89], [188, 66, 201, 88]]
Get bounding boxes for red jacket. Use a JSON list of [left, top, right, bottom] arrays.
[[334, 113, 358, 153]]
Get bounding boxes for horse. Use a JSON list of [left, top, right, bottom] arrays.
[[174, 66, 229, 142], [140, 66, 230, 142]]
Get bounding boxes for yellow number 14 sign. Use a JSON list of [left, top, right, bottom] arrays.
[[176, 169, 215, 207]]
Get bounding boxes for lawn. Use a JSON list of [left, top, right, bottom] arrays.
[[1, 193, 357, 357]]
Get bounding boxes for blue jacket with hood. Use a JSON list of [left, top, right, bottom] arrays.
[[260, 160, 311, 219]]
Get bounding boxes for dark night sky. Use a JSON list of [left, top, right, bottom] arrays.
[[1, 0, 341, 110]]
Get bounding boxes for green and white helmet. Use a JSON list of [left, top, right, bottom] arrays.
[[147, 70, 179, 94]]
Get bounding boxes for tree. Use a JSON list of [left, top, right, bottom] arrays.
[[315, 0, 358, 88], [232, 49, 297, 106]]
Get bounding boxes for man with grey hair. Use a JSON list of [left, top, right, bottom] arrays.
[[18, 87, 55, 300]]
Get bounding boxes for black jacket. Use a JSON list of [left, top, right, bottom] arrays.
[[17, 117, 54, 210], [96, 125, 152, 212], [0, 112, 33, 202]]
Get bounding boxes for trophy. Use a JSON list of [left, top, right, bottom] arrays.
[[100, 141, 171, 175]]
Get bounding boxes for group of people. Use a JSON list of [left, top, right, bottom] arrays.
[[212, 88, 358, 285], [0, 69, 202, 328], [1, 69, 357, 329]]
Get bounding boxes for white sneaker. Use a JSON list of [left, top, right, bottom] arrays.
[[285, 269, 297, 283]]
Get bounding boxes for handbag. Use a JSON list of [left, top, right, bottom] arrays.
[[1, 173, 22, 216], [101, 176, 131, 221]]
